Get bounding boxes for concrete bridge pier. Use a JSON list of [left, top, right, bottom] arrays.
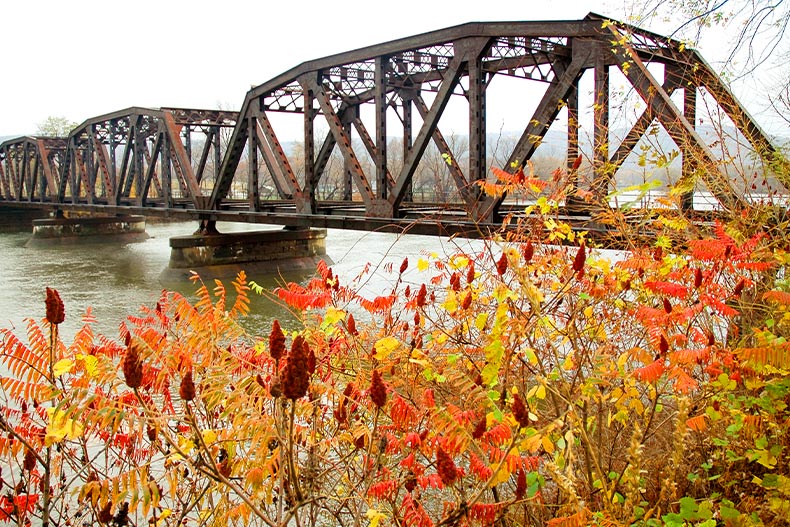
[[163, 226, 329, 279], [27, 214, 149, 246]]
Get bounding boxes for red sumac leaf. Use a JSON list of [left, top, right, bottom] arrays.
[[634, 359, 665, 383]]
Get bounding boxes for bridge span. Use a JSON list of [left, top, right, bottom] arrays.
[[0, 13, 786, 240]]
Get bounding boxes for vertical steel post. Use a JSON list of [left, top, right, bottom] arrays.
[[402, 90, 414, 202], [375, 56, 388, 200], [162, 130, 172, 208], [681, 79, 697, 210], [304, 87, 317, 212], [247, 117, 259, 211], [468, 48, 486, 189], [592, 44, 610, 199], [342, 109, 355, 201]]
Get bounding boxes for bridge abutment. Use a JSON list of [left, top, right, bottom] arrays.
[[163, 227, 328, 279], [27, 215, 149, 246]]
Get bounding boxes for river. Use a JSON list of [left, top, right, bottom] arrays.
[[0, 221, 475, 342]]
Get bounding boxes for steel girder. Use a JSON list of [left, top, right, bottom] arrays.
[[60, 108, 238, 209], [0, 137, 67, 202], [1, 14, 785, 231], [0, 108, 238, 211], [210, 13, 784, 222]]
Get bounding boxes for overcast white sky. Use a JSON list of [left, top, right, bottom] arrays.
[[0, 0, 784, 138]]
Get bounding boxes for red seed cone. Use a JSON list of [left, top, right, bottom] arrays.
[[45, 287, 65, 325], [307, 346, 317, 376], [471, 417, 487, 439], [98, 502, 113, 523], [659, 334, 669, 355], [515, 469, 527, 500], [416, 284, 427, 307], [496, 253, 508, 275], [466, 262, 476, 284], [269, 320, 286, 361], [511, 392, 530, 429], [572, 244, 586, 275], [522, 240, 535, 263], [461, 291, 472, 310], [369, 370, 387, 408], [335, 382, 355, 424], [179, 370, 196, 401], [23, 449, 36, 471], [347, 313, 358, 336], [122, 341, 143, 389], [733, 278, 746, 298], [282, 335, 310, 400], [663, 297, 673, 314], [436, 446, 458, 485]]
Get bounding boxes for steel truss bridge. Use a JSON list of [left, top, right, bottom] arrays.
[[0, 13, 786, 237]]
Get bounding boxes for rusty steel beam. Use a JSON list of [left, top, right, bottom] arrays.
[[251, 102, 302, 201], [506, 50, 585, 169], [412, 95, 473, 205], [0, 160, 8, 200], [0, 137, 66, 203], [302, 73, 378, 209], [390, 45, 472, 213]]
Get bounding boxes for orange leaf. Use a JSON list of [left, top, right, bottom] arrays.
[[547, 508, 591, 527], [686, 414, 707, 431], [634, 359, 665, 383], [763, 290, 790, 305], [644, 280, 689, 299]]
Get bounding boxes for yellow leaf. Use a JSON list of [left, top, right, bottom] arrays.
[[374, 337, 401, 360], [494, 283, 517, 303], [449, 255, 469, 270], [202, 429, 217, 446], [442, 291, 458, 313], [535, 384, 546, 400], [562, 355, 574, 370], [521, 434, 543, 453], [475, 313, 488, 331], [541, 435, 555, 454], [155, 509, 172, 526], [524, 281, 544, 309], [53, 358, 74, 377], [82, 355, 98, 377], [45, 408, 84, 445], [417, 258, 429, 271], [366, 508, 387, 527], [178, 436, 195, 456], [322, 307, 346, 327], [491, 463, 511, 486]]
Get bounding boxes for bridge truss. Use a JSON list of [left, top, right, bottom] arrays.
[[0, 13, 785, 236]]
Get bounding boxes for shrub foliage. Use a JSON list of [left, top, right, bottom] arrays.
[[2, 174, 790, 526]]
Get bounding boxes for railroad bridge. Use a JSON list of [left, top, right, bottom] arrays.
[[0, 13, 786, 269]]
